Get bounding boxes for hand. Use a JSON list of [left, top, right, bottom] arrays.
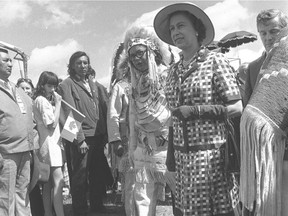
[[172, 105, 198, 120], [112, 140, 124, 157], [78, 141, 89, 154], [53, 91, 62, 103], [164, 171, 176, 195]]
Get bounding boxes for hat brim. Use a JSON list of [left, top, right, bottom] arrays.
[[154, 3, 215, 47]]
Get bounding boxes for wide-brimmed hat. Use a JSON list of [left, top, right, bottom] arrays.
[[154, 2, 215, 46]]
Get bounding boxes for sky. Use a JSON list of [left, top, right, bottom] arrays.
[[1, 0, 287, 89]]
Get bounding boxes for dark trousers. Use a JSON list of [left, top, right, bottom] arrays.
[[65, 135, 113, 215], [29, 184, 44, 216], [29, 152, 44, 216]]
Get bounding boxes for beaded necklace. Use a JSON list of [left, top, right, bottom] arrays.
[[173, 47, 209, 106], [182, 56, 195, 68]]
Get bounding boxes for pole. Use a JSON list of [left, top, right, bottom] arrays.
[[61, 99, 85, 118]]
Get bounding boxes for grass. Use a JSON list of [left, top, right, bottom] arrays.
[[63, 189, 173, 216]]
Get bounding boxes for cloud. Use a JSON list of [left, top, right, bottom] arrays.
[[41, 3, 83, 28], [0, 0, 84, 28], [26, 39, 83, 84], [204, 0, 263, 66], [31, 1, 83, 29], [0, 1, 31, 26], [131, 8, 160, 28], [114, 18, 131, 32], [205, 0, 254, 41]]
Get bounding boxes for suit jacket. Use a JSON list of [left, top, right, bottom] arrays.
[[243, 52, 266, 106], [58, 76, 108, 145], [0, 82, 34, 153]]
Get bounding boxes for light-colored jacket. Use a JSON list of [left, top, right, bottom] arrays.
[[107, 80, 130, 143], [0, 83, 34, 154]]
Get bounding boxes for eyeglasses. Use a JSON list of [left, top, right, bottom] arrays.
[[129, 49, 147, 61]]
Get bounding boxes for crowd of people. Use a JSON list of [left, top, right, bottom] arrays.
[[0, 2, 288, 216]]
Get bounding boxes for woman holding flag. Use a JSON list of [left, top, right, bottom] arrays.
[[33, 71, 64, 216]]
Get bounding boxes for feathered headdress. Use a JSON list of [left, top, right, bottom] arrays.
[[122, 25, 174, 97], [110, 42, 131, 91]]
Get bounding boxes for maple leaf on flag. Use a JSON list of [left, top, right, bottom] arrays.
[[60, 100, 85, 142]]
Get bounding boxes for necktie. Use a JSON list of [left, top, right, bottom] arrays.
[[4, 81, 15, 98], [4, 81, 10, 91]]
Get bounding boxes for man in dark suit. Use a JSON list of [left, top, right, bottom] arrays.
[[243, 53, 266, 106], [243, 9, 288, 107], [58, 51, 113, 216], [242, 9, 288, 216]]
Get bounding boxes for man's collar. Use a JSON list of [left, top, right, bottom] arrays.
[[72, 73, 86, 82], [0, 78, 9, 82], [0, 79, 9, 86], [0, 79, 12, 92]]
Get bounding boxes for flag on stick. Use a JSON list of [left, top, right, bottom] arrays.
[[60, 100, 85, 142]]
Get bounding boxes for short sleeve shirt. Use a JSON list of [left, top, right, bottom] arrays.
[[34, 96, 55, 127]]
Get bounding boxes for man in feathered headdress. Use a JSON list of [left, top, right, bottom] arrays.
[[122, 25, 174, 216]]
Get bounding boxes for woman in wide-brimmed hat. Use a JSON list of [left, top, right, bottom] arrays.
[[154, 3, 243, 216]]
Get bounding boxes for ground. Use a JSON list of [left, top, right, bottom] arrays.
[[63, 189, 173, 216], [62, 147, 174, 216]]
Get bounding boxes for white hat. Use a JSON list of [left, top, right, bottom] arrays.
[[154, 2, 215, 46]]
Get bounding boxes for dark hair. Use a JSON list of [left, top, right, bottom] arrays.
[[16, 78, 34, 89], [67, 51, 90, 76], [168, 10, 207, 45], [85, 67, 96, 80], [33, 71, 59, 100], [257, 9, 288, 28]]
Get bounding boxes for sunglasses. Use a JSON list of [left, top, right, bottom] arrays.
[[129, 49, 147, 61]]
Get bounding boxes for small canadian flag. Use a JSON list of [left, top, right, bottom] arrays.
[[60, 100, 85, 142]]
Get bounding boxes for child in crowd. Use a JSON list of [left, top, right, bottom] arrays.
[[16, 77, 34, 98], [33, 71, 65, 216]]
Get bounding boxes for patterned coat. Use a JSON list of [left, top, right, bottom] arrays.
[[165, 49, 241, 215]]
